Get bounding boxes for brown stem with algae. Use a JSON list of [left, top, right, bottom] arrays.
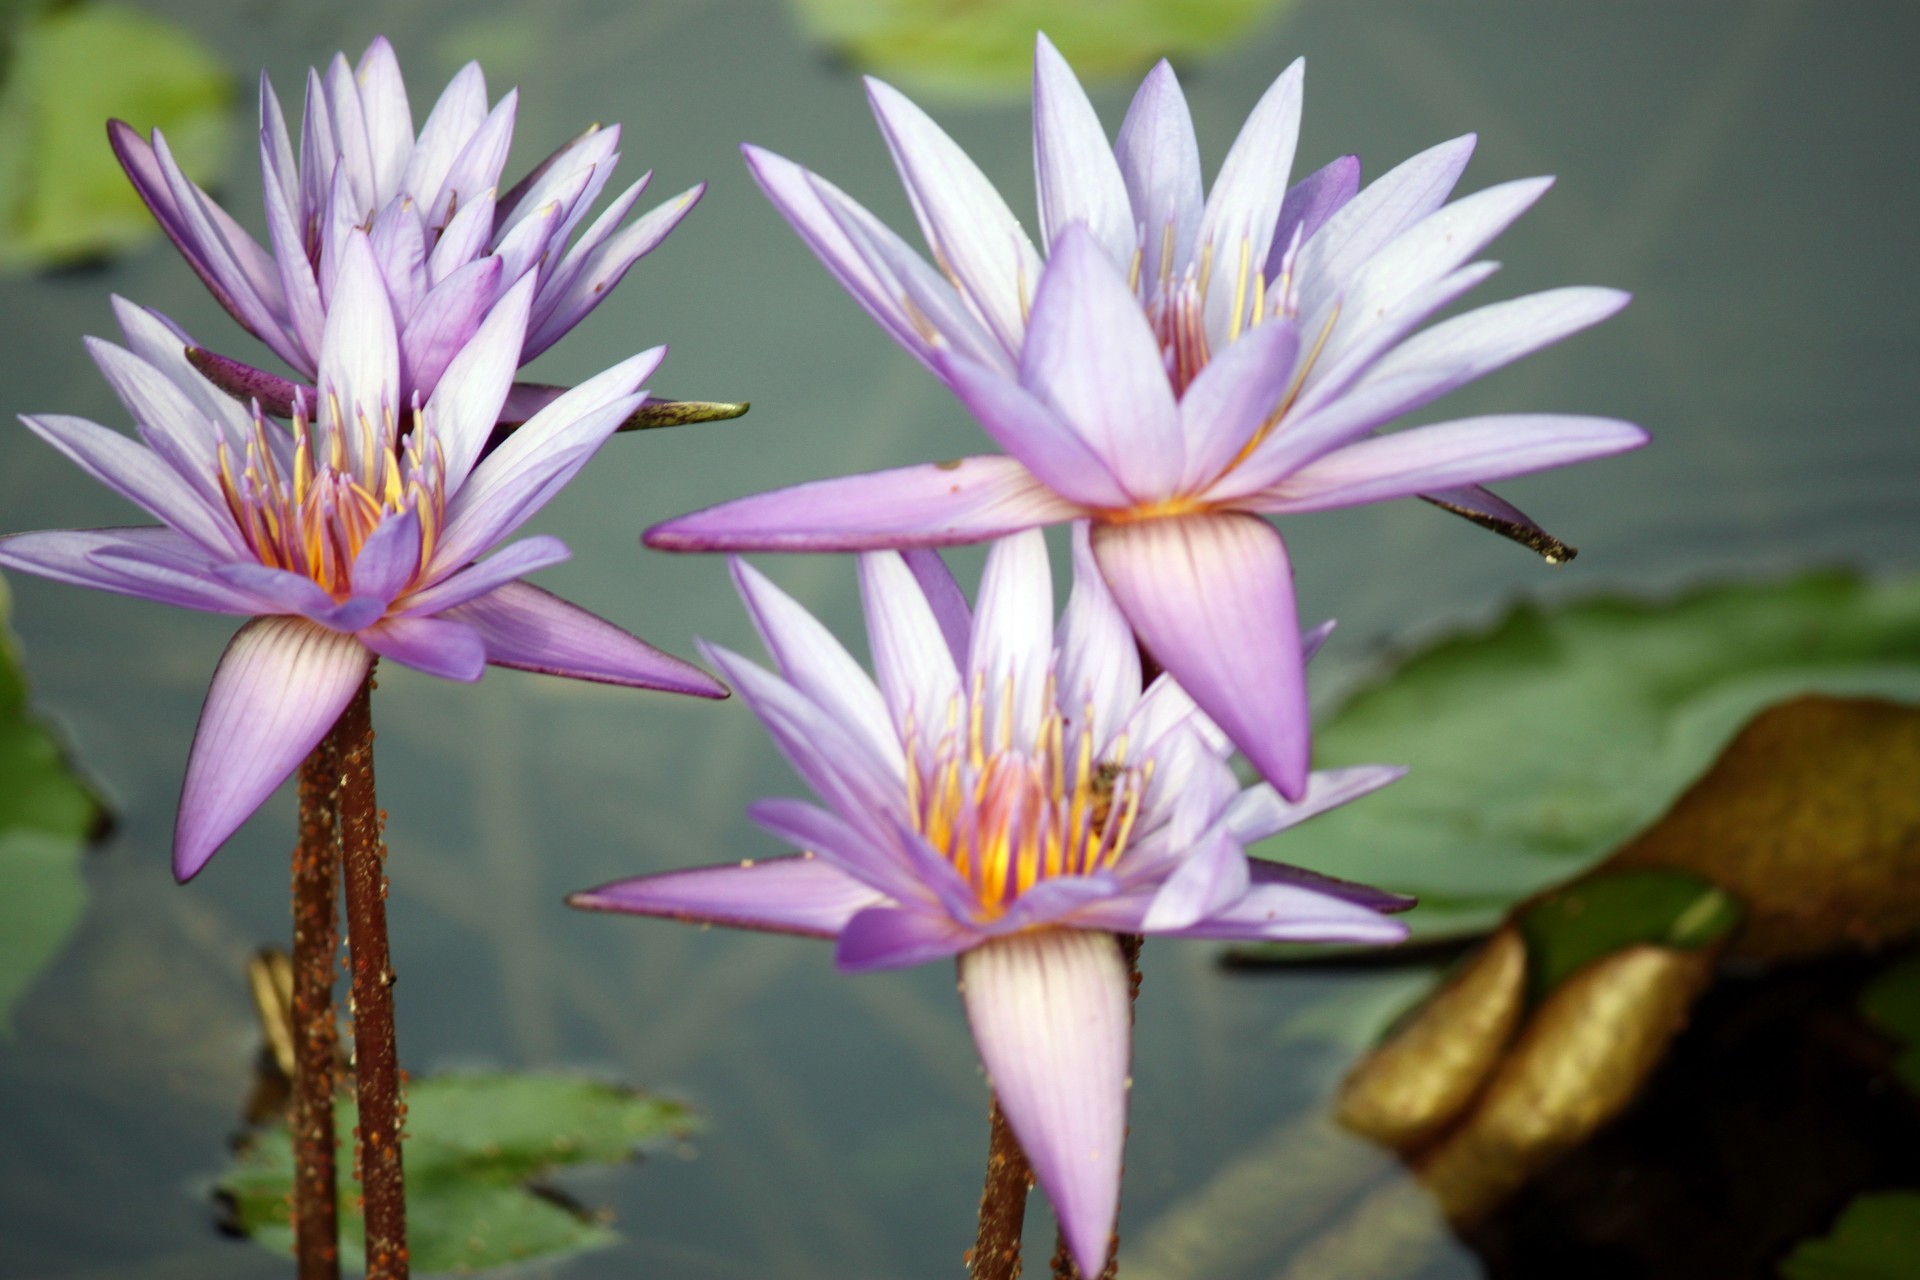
[[290, 729, 344, 1280], [971, 1095, 1035, 1280], [336, 669, 409, 1279]]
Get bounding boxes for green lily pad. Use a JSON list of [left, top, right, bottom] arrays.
[[0, 574, 105, 1033], [789, 0, 1295, 99], [1779, 1192, 1920, 1280], [218, 1073, 699, 1273], [0, 3, 231, 271], [1515, 869, 1741, 1003], [1860, 954, 1920, 1095], [1252, 573, 1920, 948]]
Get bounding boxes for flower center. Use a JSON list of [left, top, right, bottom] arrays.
[[905, 673, 1150, 919], [215, 394, 444, 600]]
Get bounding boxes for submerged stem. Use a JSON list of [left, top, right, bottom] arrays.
[[336, 669, 409, 1279], [290, 730, 343, 1280]]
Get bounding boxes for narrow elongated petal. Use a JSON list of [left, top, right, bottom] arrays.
[[401, 256, 505, 418], [743, 145, 939, 366], [733, 557, 900, 769], [968, 530, 1053, 750], [1032, 33, 1132, 262], [1055, 524, 1140, 748], [1142, 826, 1248, 930], [1092, 514, 1308, 800], [432, 88, 517, 226], [524, 183, 705, 359], [403, 61, 488, 210], [358, 613, 487, 680], [1177, 317, 1298, 492], [354, 38, 413, 205], [1115, 60, 1203, 294], [645, 457, 1085, 553], [1195, 58, 1304, 343], [1252, 415, 1648, 514], [837, 905, 977, 971], [1021, 226, 1182, 498], [1315, 286, 1632, 435], [859, 550, 963, 740], [1294, 134, 1477, 318], [422, 265, 528, 492], [570, 854, 886, 938], [316, 232, 399, 455], [0, 527, 259, 613], [1224, 764, 1408, 844], [933, 352, 1132, 508], [400, 533, 568, 615], [867, 76, 1043, 355], [961, 929, 1130, 1280], [901, 548, 972, 666], [175, 617, 372, 880], [20, 413, 239, 558], [746, 796, 932, 909], [348, 508, 422, 603], [1266, 154, 1360, 278], [444, 581, 724, 695]]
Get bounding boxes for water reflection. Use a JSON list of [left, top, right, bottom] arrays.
[[1, 0, 1917, 1276]]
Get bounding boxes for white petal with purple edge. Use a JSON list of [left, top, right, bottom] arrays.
[[524, 184, 705, 359], [732, 558, 900, 770], [175, 617, 372, 880], [746, 796, 930, 910], [1294, 134, 1477, 318], [644, 456, 1086, 554], [1251, 415, 1649, 514], [444, 581, 724, 695], [865, 77, 1043, 355], [933, 351, 1132, 508], [1195, 58, 1303, 345], [1161, 882, 1409, 943], [1092, 514, 1309, 800], [968, 530, 1054, 752], [1056, 524, 1141, 749], [0, 527, 258, 613], [1224, 764, 1408, 844], [1142, 826, 1249, 931], [569, 854, 885, 939], [960, 929, 1130, 1279], [424, 267, 532, 491], [400, 534, 568, 616], [1178, 318, 1299, 493], [1032, 33, 1133, 262], [20, 413, 240, 558], [317, 233, 400, 470], [1115, 60, 1203, 296], [859, 550, 962, 744], [1021, 227, 1182, 500], [402, 257, 506, 419]]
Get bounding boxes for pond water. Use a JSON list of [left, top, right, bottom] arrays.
[[1, 0, 1917, 1276]]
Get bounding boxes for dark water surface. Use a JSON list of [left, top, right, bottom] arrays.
[[1, 1, 1916, 1276]]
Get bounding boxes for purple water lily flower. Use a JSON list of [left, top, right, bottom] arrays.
[[110, 36, 700, 416], [0, 231, 725, 882], [571, 526, 1409, 1277], [647, 33, 1648, 802]]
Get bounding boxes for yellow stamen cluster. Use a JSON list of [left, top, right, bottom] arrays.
[[904, 673, 1150, 918], [215, 394, 444, 601]]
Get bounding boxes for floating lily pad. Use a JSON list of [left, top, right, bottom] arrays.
[[0, 574, 105, 1033], [218, 1073, 699, 1273], [789, 0, 1294, 99], [1779, 1192, 1920, 1280], [1515, 869, 1741, 1003], [0, 3, 231, 271], [1250, 573, 1920, 947]]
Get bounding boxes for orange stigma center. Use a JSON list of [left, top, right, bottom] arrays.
[[215, 393, 445, 600], [904, 673, 1149, 920]]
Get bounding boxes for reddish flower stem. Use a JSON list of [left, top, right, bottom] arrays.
[[970, 1096, 1035, 1280], [290, 730, 343, 1280], [335, 670, 409, 1279]]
